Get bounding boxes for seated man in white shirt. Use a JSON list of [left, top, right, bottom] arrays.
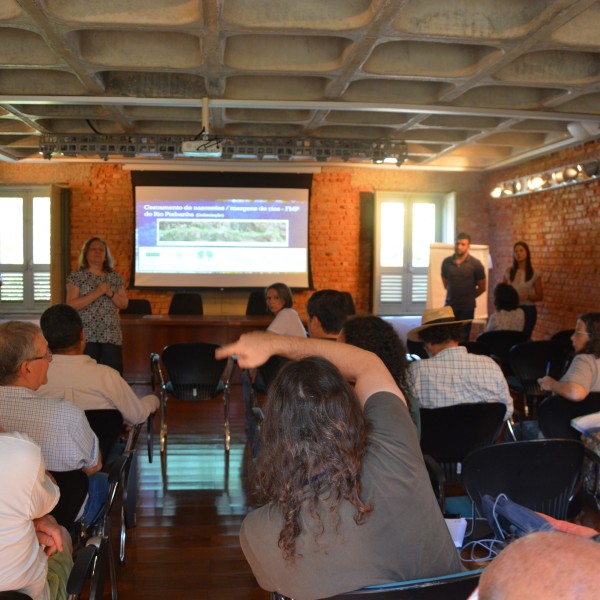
[[407, 306, 513, 420], [0, 429, 73, 600], [38, 304, 159, 462]]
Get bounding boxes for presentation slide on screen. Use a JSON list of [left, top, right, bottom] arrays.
[[133, 186, 310, 287]]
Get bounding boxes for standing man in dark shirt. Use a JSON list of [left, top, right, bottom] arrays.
[[441, 232, 486, 340]]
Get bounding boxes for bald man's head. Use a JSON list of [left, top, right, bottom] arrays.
[[479, 531, 600, 599]]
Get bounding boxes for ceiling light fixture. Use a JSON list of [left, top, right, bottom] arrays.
[[490, 158, 600, 198], [39, 134, 407, 166]]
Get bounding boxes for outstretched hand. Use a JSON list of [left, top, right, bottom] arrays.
[[215, 331, 276, 369]]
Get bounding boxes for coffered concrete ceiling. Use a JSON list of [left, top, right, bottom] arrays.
[[1, 0, 600, 169]]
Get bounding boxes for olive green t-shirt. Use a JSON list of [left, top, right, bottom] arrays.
[[240, 391, 462, 600]]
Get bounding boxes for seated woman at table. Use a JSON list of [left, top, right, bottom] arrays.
[[244, 283, 306, 452], [537, 312, 600, 436], [264, 282, 306, 337], [486, 283, 525, 332]]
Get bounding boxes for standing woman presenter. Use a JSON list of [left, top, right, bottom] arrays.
[[503, 241, 543, 338], [66, 237, 129, 374]]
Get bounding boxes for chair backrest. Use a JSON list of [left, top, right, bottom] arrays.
[[549, 328, 575, 376], [538, 392, 600, 440], [0, 592, 33, 600], [406, 339, 429, 360], [508, 340, 555, 390], [258, 355, 290, 392], [340, 291, 356, 316], [162, 342, 227, 401], [246, 289, 270, 315], [48, 468, 89, 529], [550, 328, 575, 349], [476, 330, 529, 373], [168, 292, 203, 315], [270, 569, 482, 599], [420, 402, 506, 483], [462, 439, 584, 520], [459, 340, 491, 356], [120, 298, 152, 315]]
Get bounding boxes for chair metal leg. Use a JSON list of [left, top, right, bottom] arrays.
[[120, 450, 138, 564], [87, 534, 107, 600], [146, 413, 154, 463], [120, 503, 127, 566], [160, 389, 168, 454], [224, 381, 231, 453], [505, 419, 517, 442], [108, 525, 119, 600]]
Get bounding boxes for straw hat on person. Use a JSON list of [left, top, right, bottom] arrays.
[[407, 306, 472, 342]]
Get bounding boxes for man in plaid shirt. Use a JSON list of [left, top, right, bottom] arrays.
[[407, 307, 513, 419]]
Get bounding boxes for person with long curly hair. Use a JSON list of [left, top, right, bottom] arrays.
[[340, 315, 420, 436], [503, 241, 543, 338], [216, 333, 462, 600]]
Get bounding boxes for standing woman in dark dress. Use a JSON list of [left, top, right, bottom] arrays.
[[66, 237, 128, 374], [503, 241, 543, 339]]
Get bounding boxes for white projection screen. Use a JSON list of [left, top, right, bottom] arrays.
[[131, 172, 313, 289]]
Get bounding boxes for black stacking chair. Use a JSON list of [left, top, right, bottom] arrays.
[[406, 339, 429, 360], [549, 328, 575, 375], [151, 342, 234, 452], [340, 291, 356, 315], [117, 420, 153, 565], [84, 409, 124, 468], [168, 292, 203, 315], [420, 402, 506, 513], [120, 298, 152, 315], [462, 439, 584, 520], [538, 392, 600, 440], [476, 330, 528, 375], [270, 568, 482, 599], [459, 340, 491, 356], [74, 452, 131, 600], [48, 469, 89, 530], [508, 340, 554, 416], [246, 289, 270, 315]]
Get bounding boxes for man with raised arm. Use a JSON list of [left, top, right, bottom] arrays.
[[216, 332, 462, 600]]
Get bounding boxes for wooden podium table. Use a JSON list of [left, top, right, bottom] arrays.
[[121, 314, 273, 383]]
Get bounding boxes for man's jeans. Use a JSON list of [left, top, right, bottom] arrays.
[[81, 471, 109, 527]]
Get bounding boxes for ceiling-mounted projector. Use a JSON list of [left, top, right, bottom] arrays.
[[181, 139, 222, 157]]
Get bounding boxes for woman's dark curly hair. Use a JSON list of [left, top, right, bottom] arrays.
[[576, 312, 600, 358], [255, 356, 372, 561], [342, 316, 413, 400]]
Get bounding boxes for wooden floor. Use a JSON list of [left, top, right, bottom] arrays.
[[113, 382, 269, 600], [108, 383, 600, 600]]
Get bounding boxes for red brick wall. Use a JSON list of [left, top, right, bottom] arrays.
[[484, 139, 600, 339], [2, 146, 597, 335]]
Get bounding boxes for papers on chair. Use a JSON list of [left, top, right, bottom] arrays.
[[571, 411, 600, 435]]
